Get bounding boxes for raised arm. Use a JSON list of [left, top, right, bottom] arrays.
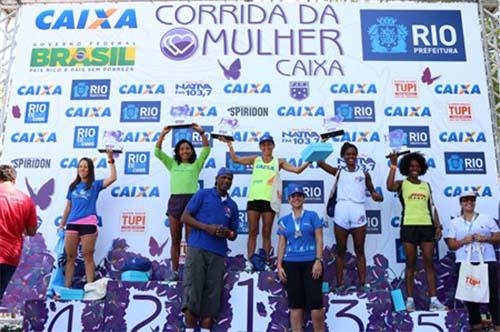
[[103, 150, 117, 189], [386, 152, 402, 192], [279, 159, 310, 174], [192, 123, 208, 147], [316, 161, 338, 176], [221, 138, 257, 165], [155, 126, 170, 150]]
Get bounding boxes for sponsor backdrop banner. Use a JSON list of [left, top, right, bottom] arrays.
[[1, 1, 498, 329]]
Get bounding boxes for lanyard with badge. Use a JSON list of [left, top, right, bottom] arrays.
[[293, 210, 304, 239]]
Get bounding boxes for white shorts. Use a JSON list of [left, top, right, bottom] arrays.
[[334, 200, 367, 230]]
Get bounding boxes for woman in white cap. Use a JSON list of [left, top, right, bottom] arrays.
[[276, 183, 325, 332], [221, 134, 310, 272], [447, 192, 499, 331]]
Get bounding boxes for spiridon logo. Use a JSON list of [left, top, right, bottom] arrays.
[[439, 131, 486, 143], [111, 186, 160, 197], [30, 47, 135, 67], [444, 185, 492, 197], [36, 9, 137, 30], [434, 84, 480, 95], [11, 132, 56, 143], [361, 10, 466, 61], [277, 106, 325, 117], [119, 84, 165, 95], [11, 158, 51, 169], [17, 85, 61, 96], [224, 83, 271, 94], [331, 131, 380, 143], [60, 157, 107, 169], [444, 152, 486, 175], [228, 106, 268, 117], [66, 106, 111, 118], [330, 83, 377, 94], [384, 106, 431, 117]]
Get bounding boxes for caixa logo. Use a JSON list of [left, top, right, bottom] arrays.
[[285, 158, 318, 169], [71, 79, 110, 100], [434, 84, 480, 95], [73, 126, 98, 148], [226, 152, 256, 174], [334, 101, 375, 122], [331, 131, 380, 143], [444, 152, 486, 175], [223, 83, 271, 94], [121, 131, 160, 143], [172, 126, 213, 148], [444, 185, 492, 197], [36, 9, 137, 30], [17, 85, 61, 96], [384, 106, 431, 117], [330, 83, 377, 94], [120, 101, 161, 122], [395, 238, 439, 263], [230, 186, 248, 198], [119, 84, 165, 95], [366, 210, 381, 234], [388, 126, 430, 148], [60, 157, 107, 169], [170, 105, 217, 117], [111, 186, 160, 198], [232, 131, 271, 143], [338, 157, 376, 172], [282, 181, 324, 204], [439, 131, 486, 143], [24, 102, 50, 123], [11, 132, 56, 143], [65, 106, 111, 118], [238, 210, 249, 234], [125, 152, 150, 175], [277, 106, 325, 117], [361, 10, 465, 61]]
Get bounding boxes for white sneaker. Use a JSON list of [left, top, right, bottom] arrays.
[[429, 299, 447, 312], [406, 299, 416, 312], [244, 261, 253, 273]]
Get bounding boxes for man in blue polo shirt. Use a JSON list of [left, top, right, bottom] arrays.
[[180, 167, 239, 332]]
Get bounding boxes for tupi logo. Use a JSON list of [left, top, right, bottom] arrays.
[[36, 9, 137, 30]]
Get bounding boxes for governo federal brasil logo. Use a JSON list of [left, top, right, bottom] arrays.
[[160, 27, 198, 61]]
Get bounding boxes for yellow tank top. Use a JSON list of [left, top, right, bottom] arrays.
[[248, 157, 279, 201], [399, 180, 432, 226]]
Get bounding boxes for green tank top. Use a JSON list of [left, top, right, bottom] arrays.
[[399, 180, 432, 226], [248, 157, 279, 202]]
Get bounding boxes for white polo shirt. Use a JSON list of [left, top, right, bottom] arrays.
[[448, 214, 499, 263]]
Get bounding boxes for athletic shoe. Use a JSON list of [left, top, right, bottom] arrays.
[[406, 299, 416, 312], [244, 261, 253, 273], [429, 299, 448, 312], [168, 271, 179, 282]]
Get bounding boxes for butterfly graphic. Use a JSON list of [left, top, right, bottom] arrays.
[[25, 178, 55, 210], [12, 105, 21, 119], [218, 58, 241, 80], [421, 67, 441, 85], [149, 236, 169, 257]]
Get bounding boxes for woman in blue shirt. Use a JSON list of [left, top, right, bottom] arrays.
[[277, 184, 324, 332], [58, 150, 117, 287]]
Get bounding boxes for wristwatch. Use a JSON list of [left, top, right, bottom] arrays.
[[315, 257, 323, 263]]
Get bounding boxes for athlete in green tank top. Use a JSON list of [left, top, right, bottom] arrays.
[[220, 134, 310, 272], [399, 179, 432, 226]]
